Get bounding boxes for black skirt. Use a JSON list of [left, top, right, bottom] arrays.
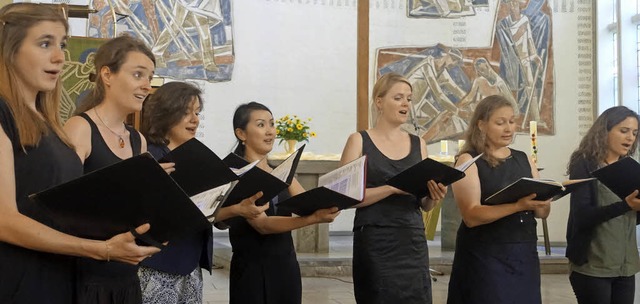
[[0, 242, 75, 304], [447, 241, 541, 304], [353, 226, 432, 304], [229, 250, 301, 304]]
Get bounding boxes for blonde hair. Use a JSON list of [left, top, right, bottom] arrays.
[[370, 72, 412, 126], [0, 3, 69, 147]]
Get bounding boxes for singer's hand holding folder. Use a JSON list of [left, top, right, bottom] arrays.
[[386, 153, 483, 198], [277, 155, 367, 216], [484, 177, 595, 205], [159, 138, 257, 222], [591, 156, 640, 200], [29, 153, 211, 248], [159, 138, 302, 219]]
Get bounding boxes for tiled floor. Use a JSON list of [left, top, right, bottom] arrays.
[[206, 234, 640, 303], [203, 270, 640, 304]]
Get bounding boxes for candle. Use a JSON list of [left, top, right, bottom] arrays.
[[530, 121, 538, 164], [440, 140, 448, 156]]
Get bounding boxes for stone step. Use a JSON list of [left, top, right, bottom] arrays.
[[213, 245, 569, 277]]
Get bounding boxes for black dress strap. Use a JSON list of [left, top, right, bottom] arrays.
[[77, 112, 141, 173], [125, 124, 142, 155]]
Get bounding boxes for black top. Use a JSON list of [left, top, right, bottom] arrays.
[[79, 113, 140, 174], [0, 98, 83, 303], [566, 156, 639, 265], [228, 191, 294, 256], [76, 113, 142, 302], [140, 143, 214, 275], [353, 130, 423, 229], [457, 149, 537, 243]]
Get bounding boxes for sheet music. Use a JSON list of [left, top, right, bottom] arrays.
[[230, 160, 259, 176], [271, 148, 303, 182], [454, 153, 483, 171], [190, 183, 232, 221], [318, 155, 366, 200]]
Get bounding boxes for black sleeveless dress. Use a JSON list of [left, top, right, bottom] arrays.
[[352, 131, 431, 304], [227, 191, 302, 304], [447, 149, 541, 304], [0, 98, 83, 303], [75, 113, 143, 304]]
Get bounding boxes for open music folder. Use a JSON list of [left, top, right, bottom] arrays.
[[484, 177, 595, 205], [29, 153, 211, 248], [277, 155, 367, 216], [591, 156, 640, 200], [160, 138, 257, 222], [161, 138, 305, 219], [386, 153, 482, 198]]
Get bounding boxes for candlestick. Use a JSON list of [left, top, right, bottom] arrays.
[[457, 139, 465, 154], [440, 140, 448, 156], [530, 121, 538, 164]]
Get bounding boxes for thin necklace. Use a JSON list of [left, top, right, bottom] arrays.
[[94, 108, 126, 148]]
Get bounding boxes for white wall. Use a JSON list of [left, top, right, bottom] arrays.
[[66, 0, 589, 242], [196, 2, 358, 157]]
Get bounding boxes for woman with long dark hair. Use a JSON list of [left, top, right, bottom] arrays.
[[566, 106, 640, 304]]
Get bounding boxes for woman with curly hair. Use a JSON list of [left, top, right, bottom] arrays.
[[566, 106, 640, 304]]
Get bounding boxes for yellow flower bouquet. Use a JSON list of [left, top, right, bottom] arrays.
[[275, 115, 316, 144]]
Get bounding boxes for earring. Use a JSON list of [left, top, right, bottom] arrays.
[[242, 141, 245, 146]]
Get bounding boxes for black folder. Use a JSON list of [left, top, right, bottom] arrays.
[[29, 153, 211, 248], [591, 156, 640, 200], [222, 152, 252, 170], [484, 177, 595, 205], [277, 155, 366, 216], [277, 187, 359, 216], [160, 138, 238, 196], [386, 154, 481, 198], [219, 145, 305, 207]]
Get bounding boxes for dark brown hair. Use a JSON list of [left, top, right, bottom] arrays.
[[75, 35, 155, 114], [141, 82, 203, 145], [0, 3, 69, 147], [232, 102, 272, 157], [567, 106, 640, 173], [459, 95, 515, 167]]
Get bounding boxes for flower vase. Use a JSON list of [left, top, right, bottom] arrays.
[[285, 139, 297, 154]]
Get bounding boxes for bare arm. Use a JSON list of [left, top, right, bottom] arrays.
[[0, 127, 158, 264], [529, 155, 551, 219], [242, 175, 337, 234], [63, 116, 92, 162], [339, 132, 402, 208], [246, 207, 339, 235], [452, 153, 550, 228], [214, 192, 269, 222], [244, 180, 338, 234]]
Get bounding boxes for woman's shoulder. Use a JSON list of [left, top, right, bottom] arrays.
[[0, 97, 18, 146], [0, 97, 13, 122], [147, 143, 169, 160], [508, 148, 527, 157]]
